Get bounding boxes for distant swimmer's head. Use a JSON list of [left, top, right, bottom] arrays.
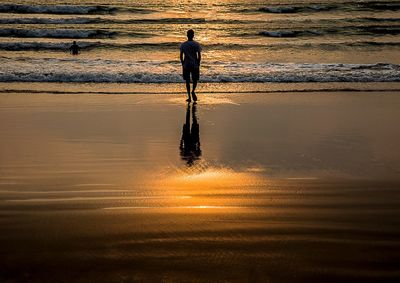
[[187, 29, 194, 40]]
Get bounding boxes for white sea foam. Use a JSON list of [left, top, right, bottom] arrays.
[[0, 4, 115, 14], [259, 6, 298, 13], [259, 31, 298, 38], [0, 40, 398, 52], [258, 2, 400, 14], [0, 17, 96, 24], [0, 28, 115, 38], [0, 41, 98, 51], [0, 57, 398, 83]]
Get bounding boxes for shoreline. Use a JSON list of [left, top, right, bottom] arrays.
[[1, 81, 400, 95]]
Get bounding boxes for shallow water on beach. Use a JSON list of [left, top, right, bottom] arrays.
[[1, 88, 400, 282]]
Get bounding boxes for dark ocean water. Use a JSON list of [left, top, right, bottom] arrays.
[[0, 0, 399, 83]]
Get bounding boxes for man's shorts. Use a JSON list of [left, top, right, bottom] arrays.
[[182, 67, 200, 81]]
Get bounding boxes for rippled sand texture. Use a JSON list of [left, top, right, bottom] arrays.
[[1, 89, 400, 282]]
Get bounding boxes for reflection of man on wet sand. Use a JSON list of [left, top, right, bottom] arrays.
[[180, 103, 201, 166]]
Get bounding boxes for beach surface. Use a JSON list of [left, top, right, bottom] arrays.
[[1, 83, 400, 282]]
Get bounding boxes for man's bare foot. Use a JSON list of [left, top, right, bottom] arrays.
[[186, 98, 191, 102], [192, 92, 198, 101]]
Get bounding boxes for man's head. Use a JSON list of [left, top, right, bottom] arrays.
[[187, 29, 194, 40], [73, 41, 76, 44]]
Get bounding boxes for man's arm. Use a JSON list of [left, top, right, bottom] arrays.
[[180, 51, 184, 65], [197, 51, 201, 66]]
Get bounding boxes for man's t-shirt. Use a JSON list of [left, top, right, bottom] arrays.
[[180, 40, 201, 69]]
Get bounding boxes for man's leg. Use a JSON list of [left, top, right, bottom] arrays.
[[192, 80, 198, 101], [183, 67, 191, 101], [191, 68, 199, 101], [185, 80, 191, 101]]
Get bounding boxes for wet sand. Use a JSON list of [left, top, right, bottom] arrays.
[[1, 87, 400, 282]]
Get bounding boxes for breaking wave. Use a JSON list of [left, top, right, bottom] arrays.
[[259, 26, 400, 37], [0, 16, 259, 25], [9, 26, 396, 40], [0, 42, 99, 51], [0, 17, 98, 24], [5, 16, 399, 26], [0, 4, 116, 14], [0, 28, 118, 39], [257, 1, 400, 14], [259, 5, 333, 13], [1, 58, 399, 83], [0, 4, 151, 15], [0, 40, 399, 51], [259, 31, 318, 38]]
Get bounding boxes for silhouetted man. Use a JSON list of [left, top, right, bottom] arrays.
[[180, 29, 201, 102], [69, 41, 80, 55], [180, 103, 201, 166]]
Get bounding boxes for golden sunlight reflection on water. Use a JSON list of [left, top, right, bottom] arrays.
[[167, 95, 240, 106], [121, 162, 271, 212], [166, 165, 265, 188]]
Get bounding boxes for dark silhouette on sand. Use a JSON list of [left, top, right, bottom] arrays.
[[69, 41, 80, 55], [180, 29, 201, 102], [180, 103, 201, 166]]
